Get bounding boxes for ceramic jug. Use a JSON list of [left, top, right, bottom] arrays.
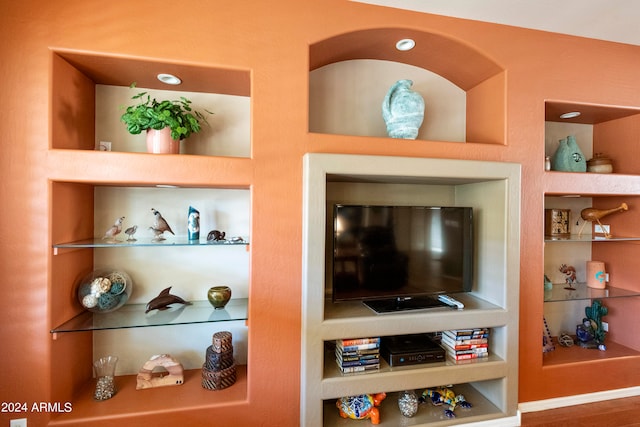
[[382, 79, 425, 139], [551, 135, 586, 172]]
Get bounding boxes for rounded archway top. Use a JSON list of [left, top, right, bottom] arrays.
[[309, 27, 503, 91]]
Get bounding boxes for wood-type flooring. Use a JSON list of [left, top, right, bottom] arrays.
[[520, 394, 640, 426]]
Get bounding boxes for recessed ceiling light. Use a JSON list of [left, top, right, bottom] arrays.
[[157, 73, 182, 85], [560, 111, 581, 119], [396, 38, 416, 51]]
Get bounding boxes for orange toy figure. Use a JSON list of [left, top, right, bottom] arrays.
[[336, 392, 387, 424]]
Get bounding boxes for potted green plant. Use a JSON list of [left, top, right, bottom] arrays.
[[120, 83, 212, 154]]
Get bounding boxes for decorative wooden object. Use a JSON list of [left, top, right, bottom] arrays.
[[578, 203, 628, 238], [202, 331, 237, 390], [136, 354, 184, 390], [545, 209, 571, 238]]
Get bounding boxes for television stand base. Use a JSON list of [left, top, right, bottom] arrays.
[[364, 296, 450, 314]]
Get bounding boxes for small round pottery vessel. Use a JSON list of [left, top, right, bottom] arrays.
[[208, 286, 232, 309]]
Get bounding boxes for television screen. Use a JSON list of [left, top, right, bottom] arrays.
[[332, 205, 473, 312]]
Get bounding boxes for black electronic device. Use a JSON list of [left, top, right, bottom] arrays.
[[331, 205, 474, 313], [381, 334, 445, 367]]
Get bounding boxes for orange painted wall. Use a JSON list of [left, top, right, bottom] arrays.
[[2, 0, 640, 425]]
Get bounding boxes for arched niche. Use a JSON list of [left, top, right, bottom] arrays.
[[309, 28, 506, 144]]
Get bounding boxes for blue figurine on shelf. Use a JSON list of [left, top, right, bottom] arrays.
[[420, 386, 472, 418], [576, 299, 608, 350]]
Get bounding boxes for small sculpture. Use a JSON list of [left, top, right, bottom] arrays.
[[420, 386, 472, 418], [382, 79, 425, 139], [188, 206, 200, 241], [336, 393, 386, 424], [103, 216, 125, 242], [145, 286, 191, 313], [124, 224, 138, 241], [578, 202, 628, 238], [559, 264, 577, 290], [207, 230, 226, 242], [577, 299, 608, 350], [150, 208, 175, 240], [136, 354, 184, 389]]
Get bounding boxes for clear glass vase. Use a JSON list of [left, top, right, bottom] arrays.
[[93, 356, 118, 401]]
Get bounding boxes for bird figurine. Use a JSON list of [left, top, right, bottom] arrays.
[[103, 216, 125, 241], [578, 202, 628, 238], [149, 226, 166, 242], [151, 208, 175, 237], [124, 224, 138, 241]]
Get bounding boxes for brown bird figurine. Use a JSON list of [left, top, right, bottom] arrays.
[[151, 208, 175, 236], [124, 224, 138, 241], [578, 202, 628, 238]]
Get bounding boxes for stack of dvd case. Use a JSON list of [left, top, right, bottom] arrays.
[[335, 337, 380, 373], [440, 328, 489, 361]]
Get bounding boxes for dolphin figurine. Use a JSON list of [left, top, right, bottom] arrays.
[[145, 287, 191, 313]]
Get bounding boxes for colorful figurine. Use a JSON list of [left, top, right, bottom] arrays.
[[336, 393, 386, 424], [577, 299, 608, 350], [559, 264, 577, 290], [420, 386, 472, 418]]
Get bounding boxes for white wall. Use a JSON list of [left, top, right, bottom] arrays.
[[92, 186, 250, 374], [96, 84, 250, 157], [310, 59, 466, 142]]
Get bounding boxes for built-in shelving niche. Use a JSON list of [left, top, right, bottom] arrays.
[[308, 28, 506, 145], [543, 100, 640, 367], [301, 153, 521, 426], [49, 180, 251, 425], [545, 100, 640, 176], [51, 49, 251, 157]]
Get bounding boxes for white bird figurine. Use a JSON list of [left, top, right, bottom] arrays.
[[103, 216, 125, 241], [124, 224, 138, 241], [151, 208, 175, 236]]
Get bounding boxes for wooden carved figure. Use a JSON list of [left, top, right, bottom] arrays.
[[578, 202, 628, 238]]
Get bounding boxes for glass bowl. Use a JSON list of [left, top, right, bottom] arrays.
[[77, 269, 132, 313]]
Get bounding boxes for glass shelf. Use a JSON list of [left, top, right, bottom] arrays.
[[545, 234, 640, 242], [53, 237, 249, 249], [544, 284, 640, 302], [51, 299, 248, 333]]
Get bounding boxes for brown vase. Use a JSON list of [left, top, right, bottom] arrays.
[[146, 128, 179, 154], [207, 286, 232, 309]]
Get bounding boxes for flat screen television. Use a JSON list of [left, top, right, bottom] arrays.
[[331, 204, 473, 313]]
